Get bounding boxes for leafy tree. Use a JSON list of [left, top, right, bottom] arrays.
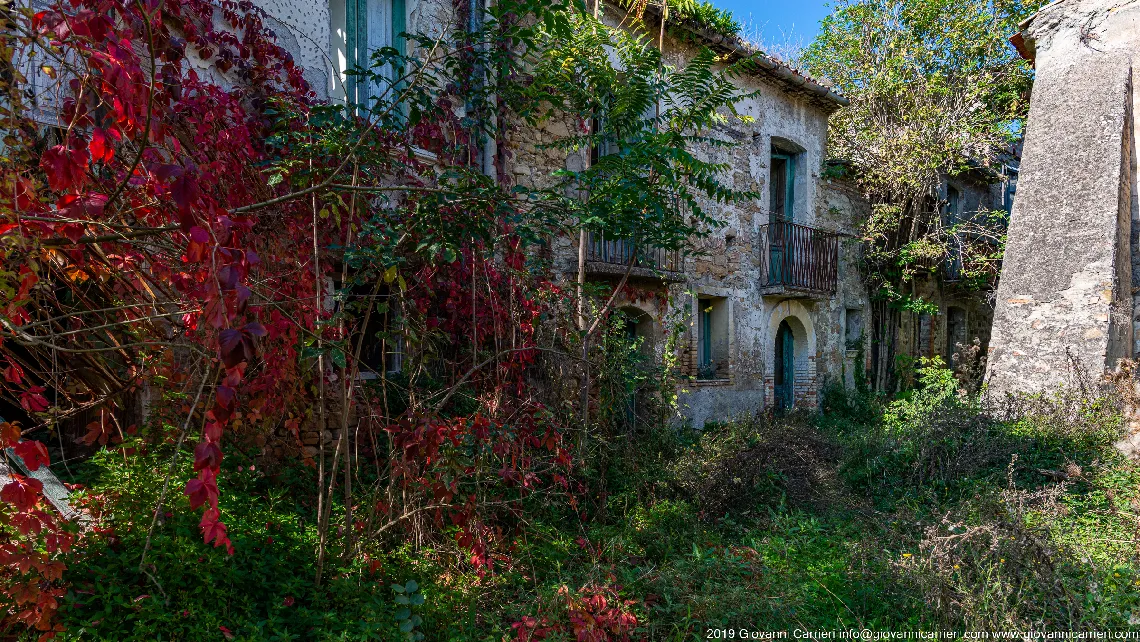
[[801, 0, 1045, 386], [525, 5, 757, 438]]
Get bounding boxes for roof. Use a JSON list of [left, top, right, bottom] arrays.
[[637, 5, 850, 109]]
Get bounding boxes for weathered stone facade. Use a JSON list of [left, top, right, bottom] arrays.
[[253, 0, 874, 426], [894, 171, 1011, 377], [518, 16, 867, 426], [986, 0, 1140, 396]]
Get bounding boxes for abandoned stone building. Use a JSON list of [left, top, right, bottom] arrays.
[[230, 0, 1017, 425], [236, 0, 867, 425], [533, 21, 868, 426], [890, 163, 1017, 386], [986, 0, 1140, 396]]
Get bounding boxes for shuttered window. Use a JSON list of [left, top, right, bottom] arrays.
[[345, 0, 406, 106]]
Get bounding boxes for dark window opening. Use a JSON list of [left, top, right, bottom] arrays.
[[342, 282, 403, 378], [946, 306, 967, 363]]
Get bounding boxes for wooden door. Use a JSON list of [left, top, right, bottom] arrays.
[[775, 320, 795, 411]]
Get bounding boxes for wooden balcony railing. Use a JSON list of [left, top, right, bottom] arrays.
[[586, 233, 683, 277], [759, 221, 839, 296]]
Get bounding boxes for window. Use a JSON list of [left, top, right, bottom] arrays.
[[845, 308, 864, 350], [945, 186, 963, 280], [945, 306, 967, 363], [344, 282, 404, 378], [343, 0, 406, 106], [1002, 166, 1018, 214], [697, 297, 728, 380], [589, 117, 618, 166], [770, 151, 795, 221], [916, 312, 933, 359]]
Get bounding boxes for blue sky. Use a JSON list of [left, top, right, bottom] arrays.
[[713, 0, 834, 49]]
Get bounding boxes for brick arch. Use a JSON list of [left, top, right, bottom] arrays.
[[765, 300, 819, 409]]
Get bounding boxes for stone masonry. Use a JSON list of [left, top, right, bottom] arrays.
[[986, 0, 1139, 396], [250, 0, 874, 426]]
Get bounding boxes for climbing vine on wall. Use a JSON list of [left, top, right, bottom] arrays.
[[0, 0, 762, 634]]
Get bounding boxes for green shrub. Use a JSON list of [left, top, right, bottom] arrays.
[[58, 446, 408, 641], [48, 361, 1140, 638]]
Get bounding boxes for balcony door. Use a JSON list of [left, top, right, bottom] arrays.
[[945, 185, 963, 280], [770, 153, 795, 284]]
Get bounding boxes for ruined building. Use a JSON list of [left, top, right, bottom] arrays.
[[986, 0, 1140, 395], [237, 0, 880, 425], [166, 0, 1014, 425], [884, 161, 1017, 390], [530, 18, 867, 426]]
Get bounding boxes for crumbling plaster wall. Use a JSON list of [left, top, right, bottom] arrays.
[[985, 0, 1139, 396], [254, 0, 333, 99], [274, 0, 458, 102]]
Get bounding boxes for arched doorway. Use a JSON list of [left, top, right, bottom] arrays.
[[774, 320, 795, 411]]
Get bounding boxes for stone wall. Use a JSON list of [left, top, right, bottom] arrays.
[[506, 17, 864, 427], [254, 0, 867, 427], [986, 0, 1140, 396]]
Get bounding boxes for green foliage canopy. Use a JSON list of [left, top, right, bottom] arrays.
[[803, 0, 1043, 198]]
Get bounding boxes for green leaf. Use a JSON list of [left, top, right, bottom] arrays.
[[399, 620, 414, 633], [404, 580, 418, 593], [395, 608, 411, 620]]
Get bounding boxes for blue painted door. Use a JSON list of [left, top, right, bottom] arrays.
[[769, 154, 795, 284], [774, 320, 794, 411]]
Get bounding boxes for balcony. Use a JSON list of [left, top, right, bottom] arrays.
[[759, 221, 839, 297], [585, 233, 684, 282]]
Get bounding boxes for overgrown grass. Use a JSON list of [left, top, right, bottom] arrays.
[[45, 363, 1140, 639]]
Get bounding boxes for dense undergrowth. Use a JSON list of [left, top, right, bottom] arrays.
[[47, 361, 1140, 639]]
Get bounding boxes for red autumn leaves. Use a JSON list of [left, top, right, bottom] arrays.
[[0, 421, 72, 635], [1, 0, 312, 635], [1, 422, 50, 509]]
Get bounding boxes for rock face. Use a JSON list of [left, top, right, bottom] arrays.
[[985, 0, 1140, 396]]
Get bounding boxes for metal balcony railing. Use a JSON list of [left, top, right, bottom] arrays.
[[587, 233, 682, 274], [759, 221, 839, 296]]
